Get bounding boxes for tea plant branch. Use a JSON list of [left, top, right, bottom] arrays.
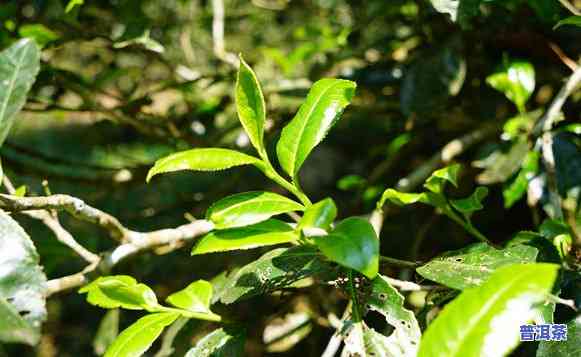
[[0, 193, 130, 241], [46, 219, 214, 296], [211, 0, 238, 66], [2, 177, 100, 263], [558, 0, 581, 15], [534, 62, 581, 220]]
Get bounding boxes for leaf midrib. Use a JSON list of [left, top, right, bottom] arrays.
[[284, 80, 338, 175]]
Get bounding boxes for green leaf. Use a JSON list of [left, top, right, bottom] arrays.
[[314, 217, 379, 279], [377, 189, 426, 208], [206, 191, 304, 229], [424, 164, 460, 193], [93, 309, 120, 356], [192, 219, 298, 255], [18, 24, 59, 48], [477, 139, 529, 185], [344, 323, 392, 357], [450, 187, 488, 214], [236, 56, 266, 153], [537, 315, 580, 357], [0, 209, 47, 345], [218, 245, 334, 304], [503, 150, 539, 208], [166, 280, 212, 314], [418, 263, 559, 357], [417, 243, 538, 290], [298, 198, 337, 231], [554, 15, 581, 29], [104, 312, 179, 357], [276, 78, 356, 178], [366, 275, 421, 355], [486, 59, 535, 112], [65, 0, 84, 13], [185, 327, 246, 357], [113, 29, 164, 54], [0, 39, 41, 148], [80, 276, 158, 310], [146, 148, 261, 182]]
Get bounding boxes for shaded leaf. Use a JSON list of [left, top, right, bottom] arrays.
[[0, 39, 40, 147], [400, 44, 465, 115], [263, 311, 311, 352], [185, 327, 245, 357], [218, 245, 334, 304], [236, 56, 266, 153], [93, 309, 120, 356], [314, 217, 379, 279], [477, 140, 529, 184], [298, 197, 337, 231], [450, 186, 488, 214], [486, 59, 535, 112], [80, 276, 158, 311], [503, 151, 539, 208], [0, 209, 47, 345], [206, 191, 303, 229], [418, 263, 559, 357], [104, 312, 179, 357], [416, 243, 538, 290], [537, 315, 580, 356], [276, 78, 356, 178], [147, 148, 261, 182], [166, 280, 212, 314], [192, 219, 298, 255]]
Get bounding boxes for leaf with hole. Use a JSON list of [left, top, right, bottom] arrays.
[[80, 276, 158, 311], [276, 78, 356, 178], [206, 191, 303, 229], [0, 209, 47, 345], [416, 243, 538, 290], [0, 39, 40, 148], [147, 148, 261, 182], [104, 312, 179, 357], [236, 56, 266, 153], [314, 217, 379, 279], [418, 263, 559, 357], [192, 219, 298, 255]]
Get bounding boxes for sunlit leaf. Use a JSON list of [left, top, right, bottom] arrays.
[[486, 59, 535, 112], [236, 56, 266, 153], [276, 78, 356, 178], [147, 148, 261, 182], [166, 280, 212, 314], [503, 151, 539, 208], [206, 191, 303, 229], [298, 198, 337, 231], [554, 15, 581, 29], [192, 219, 298, 255], [314, 217, 379, 279], [0, 39, 40, 148], [104, 312, 179, 357], [185, 327, 246, 357], [417, 243, 538, 290], [418, 263, 559, 357], [424, 164, 460, 194], [377, 189, 427, 208], [0, 210, 47, 345], [18, 24, 59, 48], [80, 276, 158, 311]]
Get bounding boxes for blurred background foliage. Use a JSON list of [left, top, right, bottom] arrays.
[[0, 0, 579, 356]]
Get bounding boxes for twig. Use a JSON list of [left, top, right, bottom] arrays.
[[534, 63, 581, 220], [211, 0, 238, 66], [379, 256, 423, 268], [558, 0, 581, 15], [46, 219, 214, 296], [396, 124, 500, 192], [154, 317, 190, 357], [0, 193, 130, 241]]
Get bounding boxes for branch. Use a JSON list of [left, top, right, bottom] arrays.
[[558, 0, 581, 15], [0, 193, 130, 241], [46, 219, 214, 296], [534, 64, 581, 220], [211, 0, 238, 66]]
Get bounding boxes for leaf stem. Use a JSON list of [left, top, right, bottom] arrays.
[[257, 152, 312, 206], [348, 270, 361, 322], [379, 256, 423, 268]]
